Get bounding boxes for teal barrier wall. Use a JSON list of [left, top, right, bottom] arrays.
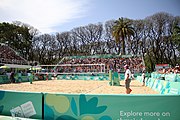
[[0, 90, 180, 120], [15, 75, 29, 83], [0, 90, 43, 119], [151, 72, 180, 82], [0, 75, 10, 84], [0, 74, 34, 84], [57, 74, 109, 81], [136, 76, 180, 94], [56, 73, 128, 81], [0, 72, 142, 82], [44, 93, 180, 120], [165, 73, 180, 82]]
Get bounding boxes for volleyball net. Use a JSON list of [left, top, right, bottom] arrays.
[[37, 63, 106, 75]]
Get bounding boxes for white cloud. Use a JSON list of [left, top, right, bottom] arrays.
[[0, 0, 90, 33]]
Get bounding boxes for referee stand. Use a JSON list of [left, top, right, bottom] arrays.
[[109, 70, 120, 86]]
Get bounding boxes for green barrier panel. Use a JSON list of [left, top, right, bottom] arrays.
[[109, 70, 112, 82], [109, 72, 120, 86], [48, 74, 52, 80], [43, 75, 48, 80], [21, 76, 29, 82], [148, 78, 155, 89], [168, 82, 180, 94], [136, 76, 141, 81], [156, 80, 164, 92], [161, 81, 170, 94], [44, 93, 180, 120], [152, 80, 166, 92], [57, 74, 109, 81], [152, 80, 159, 90], [0, 90, 43, 119], [0, 74, 34, 84], [176, 74, 180, 82], [57, 75, 65, 80], [169, 82, 180, 90], [139, 76, 143, 83], [0, 75, 10, 84], [119, 74, 125, 80], [150, 73, 180, 82], [165, 74, 177, 82], [136, 76, 180, 95], [17, 73, 22, 83], [145, 77, 150, 86]]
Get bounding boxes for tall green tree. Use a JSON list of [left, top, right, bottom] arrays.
[[172, 21, 180, 51], [0, 22, 33, 60], [112, 17, 134, 55]]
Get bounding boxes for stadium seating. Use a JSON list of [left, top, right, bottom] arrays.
[[54, 55, 144, 74], [0, 44, 28, 65]]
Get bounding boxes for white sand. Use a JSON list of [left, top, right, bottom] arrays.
[[0, 80, 158, 94]]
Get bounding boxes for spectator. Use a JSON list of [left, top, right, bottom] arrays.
[[142, 71, 146, 86], [10, 71, 15, 83]]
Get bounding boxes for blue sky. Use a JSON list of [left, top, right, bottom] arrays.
[[0, 0, 180, 33]]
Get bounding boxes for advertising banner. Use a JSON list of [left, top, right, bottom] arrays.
[[44, 93, 180, 120]]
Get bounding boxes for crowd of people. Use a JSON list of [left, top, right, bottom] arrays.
[[1, 43, 179, 94], [157, 65, 180, 74], [55, 56, 144, 74], [0, 44, 28, 65]]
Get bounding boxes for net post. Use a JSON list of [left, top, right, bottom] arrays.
[[109, 70, 113, 86]]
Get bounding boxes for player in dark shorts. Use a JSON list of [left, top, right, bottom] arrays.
[[124, 65, 132, 94]]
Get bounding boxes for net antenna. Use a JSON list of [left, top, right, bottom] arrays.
[[53, 57, 66, 70]]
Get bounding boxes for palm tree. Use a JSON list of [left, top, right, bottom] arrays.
[[112, 17, 134, 55]]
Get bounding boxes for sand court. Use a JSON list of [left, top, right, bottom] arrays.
[[0, 79, 158, 94]]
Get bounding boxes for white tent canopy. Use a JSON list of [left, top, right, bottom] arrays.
[[4, 64, 31, 69]]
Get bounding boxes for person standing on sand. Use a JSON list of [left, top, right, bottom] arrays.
[[124, 65, 132, 94], [10, 71, 15, 83], [142, 70, 146, 86]]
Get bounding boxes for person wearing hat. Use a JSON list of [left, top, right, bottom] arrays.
[[124, 65, 132, 94]]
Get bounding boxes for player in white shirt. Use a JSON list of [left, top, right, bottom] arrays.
[[142, 71, 146, 86], [124, 65, 132, 94]]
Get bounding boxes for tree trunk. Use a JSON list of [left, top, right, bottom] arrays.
[[122, 37, 125, 55]]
